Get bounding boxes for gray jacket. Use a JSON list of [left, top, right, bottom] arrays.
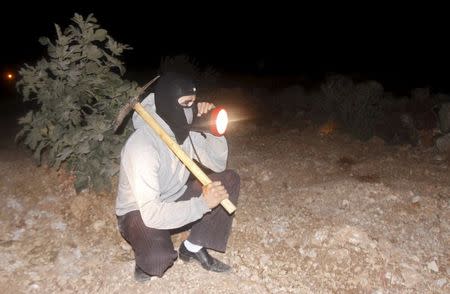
[[115, 94, 228, 229]]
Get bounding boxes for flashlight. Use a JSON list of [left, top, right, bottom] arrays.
[[190, 107, 228, 136]]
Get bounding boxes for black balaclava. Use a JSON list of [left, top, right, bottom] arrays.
[[154, 71, 197, 144]]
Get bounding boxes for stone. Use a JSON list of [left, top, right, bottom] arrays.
[[260, 170, 272, 182], [28, 283, 40, 291], [427, 260, 439, 272], [339, 199, 350, 209], [92, 220, 105, 232], [401, 264, 423, 288], [259, 254, 270, 266], [436, 133, 450, 153], [438, 102, 450, 133], [51, 221, 67, 231], [435, 278, 447, 288], [306, 249, 317, 258], [311, 229, 328, 246], [411, 196, 421, 204]]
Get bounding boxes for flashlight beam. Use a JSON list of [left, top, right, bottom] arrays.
[[133, 103, 237, 214]]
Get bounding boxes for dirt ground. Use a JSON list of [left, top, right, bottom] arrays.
[[1, 106, 449, 293]]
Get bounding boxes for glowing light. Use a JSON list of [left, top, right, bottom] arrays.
[[215, 109, 228, 135], [6, 73, 13, 80], [190, 107, 229, 136]]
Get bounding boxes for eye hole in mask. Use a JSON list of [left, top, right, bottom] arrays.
[[180, 100, 195, 108], [178, 93, 196, 108]]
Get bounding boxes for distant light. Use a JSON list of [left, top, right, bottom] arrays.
[[6, 73, 14, 80]]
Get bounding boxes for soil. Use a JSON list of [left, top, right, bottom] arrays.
[[1, 101, 449, 293]]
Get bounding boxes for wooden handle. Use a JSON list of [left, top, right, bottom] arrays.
[[134, 103, 237, 214]]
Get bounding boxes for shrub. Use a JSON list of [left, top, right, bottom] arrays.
[[320, 75, 383, 140], [16, 13, 139, 193]]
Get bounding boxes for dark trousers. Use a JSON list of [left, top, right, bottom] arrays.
[[117, 169, 240, 277]]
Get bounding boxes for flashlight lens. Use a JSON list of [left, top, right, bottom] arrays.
[[216, 109, 228, 135]]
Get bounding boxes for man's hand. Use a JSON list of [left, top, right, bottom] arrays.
[[201, 181, 229, 209], [197, 102, 215, 117]]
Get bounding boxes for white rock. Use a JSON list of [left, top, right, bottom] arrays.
[[7, 198, 23, 211], [435, 278, 447, 288], [306, 249, 317, 258], [433, 154, 445, 161], [120, 241, 131, 251], [409, 255, 420, 263], [401, 264, 423, 288], [349, 233, 363, 245], [57, 275, 67, 287], [56, 247, 82, 267], [51, 221, 67, 231], [251, 273, 259, 281], [436, 133, 450, 153], [386, 195, 398, 201], [340, 199, 350, 209], [311, 229, 328, 246], [92, 220, 105, 232], [12, 228, 25, 240], [329, 248, 349, 264], [260, 170, 272, 182], [25, 218, 36, 227], [272, 224, 287, 234], [259, 254, 270, 265], [73, 248, 82, 259], [333, 225, 371, 249], [411, 196, 421, 204], [427, 260, 439, 272], [28, 271, 40, 281]]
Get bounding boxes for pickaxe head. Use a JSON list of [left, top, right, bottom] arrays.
[[113, 75, 160, 133]]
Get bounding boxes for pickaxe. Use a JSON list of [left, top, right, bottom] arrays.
[[113, 76, 237, 214]]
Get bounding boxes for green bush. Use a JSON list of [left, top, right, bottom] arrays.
[[320, 75, 383, 140], [15, 13, 139, 193]]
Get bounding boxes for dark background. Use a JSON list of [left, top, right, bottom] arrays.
[[1, 3, 449, 98]]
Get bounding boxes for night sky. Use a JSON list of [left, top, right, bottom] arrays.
[[1, 3, 449, 94]]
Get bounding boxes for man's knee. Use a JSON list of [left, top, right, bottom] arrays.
[[222, 169, 240, 186], [136, 248, 177, 277]]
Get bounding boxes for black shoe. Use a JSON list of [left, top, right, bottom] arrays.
[[134, 265, 152, 282], [179, 242, 231, 273]]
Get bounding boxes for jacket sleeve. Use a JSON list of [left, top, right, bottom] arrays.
[[189, 132, 228, 172], [122, 139, 210, 230]]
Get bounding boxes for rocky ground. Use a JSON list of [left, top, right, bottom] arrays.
[[1, 104, 449, 293]]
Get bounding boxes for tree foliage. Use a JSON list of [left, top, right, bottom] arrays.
[[16, 13, 139, 193]]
